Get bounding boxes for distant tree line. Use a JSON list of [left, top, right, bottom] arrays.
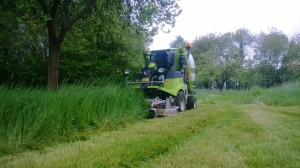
[[194, 28, 300, 90], [0, 0, 181, 89], [172, 28, 300, 90]]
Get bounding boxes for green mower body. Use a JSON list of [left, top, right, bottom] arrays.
[[126, 45, 197, 118]]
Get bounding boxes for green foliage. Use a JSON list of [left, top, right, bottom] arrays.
[[192, 34, 217, 88], [192, 32, 245, 90], [59, 9, 146, 85], [0, 1, 48, 85], [192, 28, 298, 90], [255, 30, 289, 69], [169, 35, 186, 48], [0, 0, 182, 88], [0, 85, 148, 154], [125, 0, 182, 34], [234, 28, 255, 58], [282, 36, 300, 81], [252, 29, 290, 87], [193, 50, 216, 88]]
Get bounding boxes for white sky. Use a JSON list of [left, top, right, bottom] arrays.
[[150, 0, 300, 50]]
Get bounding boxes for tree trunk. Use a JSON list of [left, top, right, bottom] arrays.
[[219, 83, 223, 92], [46, 17, 62, 90], [215, 79, 224, 92], [47, 20, 61, 90], [48, 44, 60, 90]]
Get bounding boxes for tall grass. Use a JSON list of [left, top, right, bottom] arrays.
[[0, 85, 148, 154], [197, 82, 300, 106]]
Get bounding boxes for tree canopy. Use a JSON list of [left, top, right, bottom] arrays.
[[0, 0, 181, 89], [190, 28, 299, 90]]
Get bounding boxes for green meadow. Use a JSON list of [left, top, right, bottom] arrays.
[[0, 83, 299, 167]]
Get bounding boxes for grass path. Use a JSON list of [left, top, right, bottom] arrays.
[[145, 105, 300, 168], [1, 104, 299, 167]]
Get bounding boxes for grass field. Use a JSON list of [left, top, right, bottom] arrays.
[[197, 82, 300, 106], [0, 83, 299, 167]]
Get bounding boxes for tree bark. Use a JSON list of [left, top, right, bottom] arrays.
[[48, 44, 60, 90], [46, 17, 61, 90]]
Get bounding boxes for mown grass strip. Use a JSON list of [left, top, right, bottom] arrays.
[[0, 104, 228, 167], [244, 105, 300, 167], [146, 104, 300, 168], [143, 105, 252, 167]]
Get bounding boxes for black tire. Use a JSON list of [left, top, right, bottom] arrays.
[[149, 110, 158, 119], [175, 91, 186, 112], [187, 96, 197, 109]]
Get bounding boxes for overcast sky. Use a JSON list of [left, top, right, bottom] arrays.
[[150, 0, 300, 50]]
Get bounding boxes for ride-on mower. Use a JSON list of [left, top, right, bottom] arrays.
[[125, 43, 197, 118]]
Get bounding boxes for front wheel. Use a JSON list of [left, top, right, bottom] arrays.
[[149, 109, 158, 119], [187, 96, 197, 109], [175, 91, 186, 112]]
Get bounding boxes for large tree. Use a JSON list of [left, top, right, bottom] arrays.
[[191, 34, 217, 88], [234, 28, 254, 58], [191, 33, 243, 91], [254, 29, 289, 87], [33, 0, 181, 90], [255, 30, 289, 69], [213, 33, 243, 91], [233, 28, 254, 89], [282, 34, 300, 81]]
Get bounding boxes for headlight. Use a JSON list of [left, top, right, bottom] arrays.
[[158, 68, 164, 73], [158, 75, 164, 81], [143, 70, 147, 76], [124, 70, 130, 75]]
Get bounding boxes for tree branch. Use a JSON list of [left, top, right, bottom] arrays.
[[61, 0, 71, 25], [37, 0, 48, 13], [58, 0, 95, 44], [50, 0, 60, 16]]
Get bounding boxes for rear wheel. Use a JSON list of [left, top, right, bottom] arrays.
[[187, 96, 197, 109], [175, 91, 186, 112]]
